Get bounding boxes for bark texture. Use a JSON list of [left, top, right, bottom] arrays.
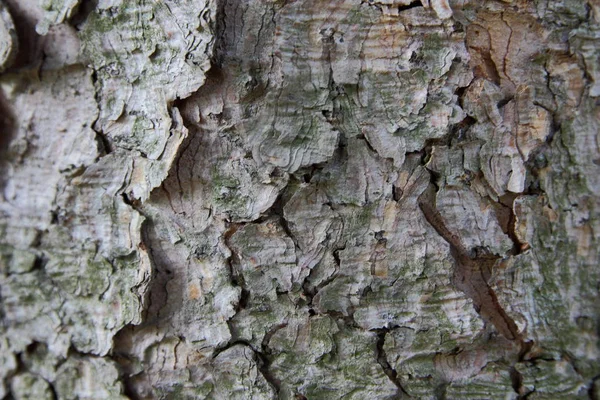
[[0, 0, 599, 399]]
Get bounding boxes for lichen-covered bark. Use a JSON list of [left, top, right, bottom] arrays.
[[0, 0, 599, 399]]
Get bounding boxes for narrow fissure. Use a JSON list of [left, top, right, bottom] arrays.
[[2, 0, 44, 70], [374, 329, 410, 398], [510, 366, 527, 399], [89, 70, 113, 157], [0, 90, 17, 193], [398, 1, 423, 13], [254, 349, 282, 396], [588, 375, 600, 400], [68, 0, 99, 30], [301, 244, 345, 313], [109, 214, 178, 400], [0, 91, 16, 155], [418, 171, 522, 343], [493, 193, 530, 255]]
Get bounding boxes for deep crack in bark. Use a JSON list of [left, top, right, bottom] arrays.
[[418, 176, 522, 343], [374, 329, 410, 399]]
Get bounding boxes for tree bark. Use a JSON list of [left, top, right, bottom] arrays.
[[1, 0, 599, 399]]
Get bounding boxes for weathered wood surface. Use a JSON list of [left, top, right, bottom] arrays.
[[0, 0, 599, 398]]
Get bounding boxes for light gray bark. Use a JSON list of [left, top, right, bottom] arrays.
[[0, 0, 599, 399]]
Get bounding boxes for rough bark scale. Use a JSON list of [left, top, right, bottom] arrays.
[[0, 0, 598, 398]]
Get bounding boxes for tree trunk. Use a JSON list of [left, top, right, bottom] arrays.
[[1, 0, 599, 398]]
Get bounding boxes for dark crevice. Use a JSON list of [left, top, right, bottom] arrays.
[[31, 254, 47, 272], [69, 0, 99, 30], [47, 380, 58, 400], [61, 345, 97, 363], [392, 184, 401, 202], [419, 133, 460, 173], [111, 345, 140, 399], [449, 116, 476, 142], [497, 96, 513, 109], [418, 171, 523, 344], [93, 126, 113, 157], [259, 182, 301, 253], [493, 193, 530, 256], [532, 67, 560, 144], [294, 164, 325, 184], [454, 86, 468, 107], [89, 70, 113, 156], [2, 0, 45, 70], [510, 366, 527, 398], [3, 344, 60, 400], [518, 339, 535, 362], [588, 375, 600, 400], [420, 144, 440, 185], [120, 380, 140, 400], [223, 224, 250, 312], [111, 324, 146, 400], [120, 193, 144, 221], [260, 324, 287, 355], [467, 25, 502, 86], [417, 123, 536, 353], [254, 348, 282, 396], [235, 284, 251, 311], [0, 90, 17, 193], [210, 337, 250, 360], [3, 350, 27, 398], [356, 133, 377, 154], [0, 90, 17, 155], [398, 1, 423, 13], [120, 192, 133, 207], [301, 244, 345, 313], [373, 329, 410, 399], [258, 324, 287, 395], [421, 114, 475, 158], [277, 212, 296, 247], [332, 247, 343, 267]]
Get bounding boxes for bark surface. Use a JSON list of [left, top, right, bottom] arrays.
[[0, 0, 599, 399]]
